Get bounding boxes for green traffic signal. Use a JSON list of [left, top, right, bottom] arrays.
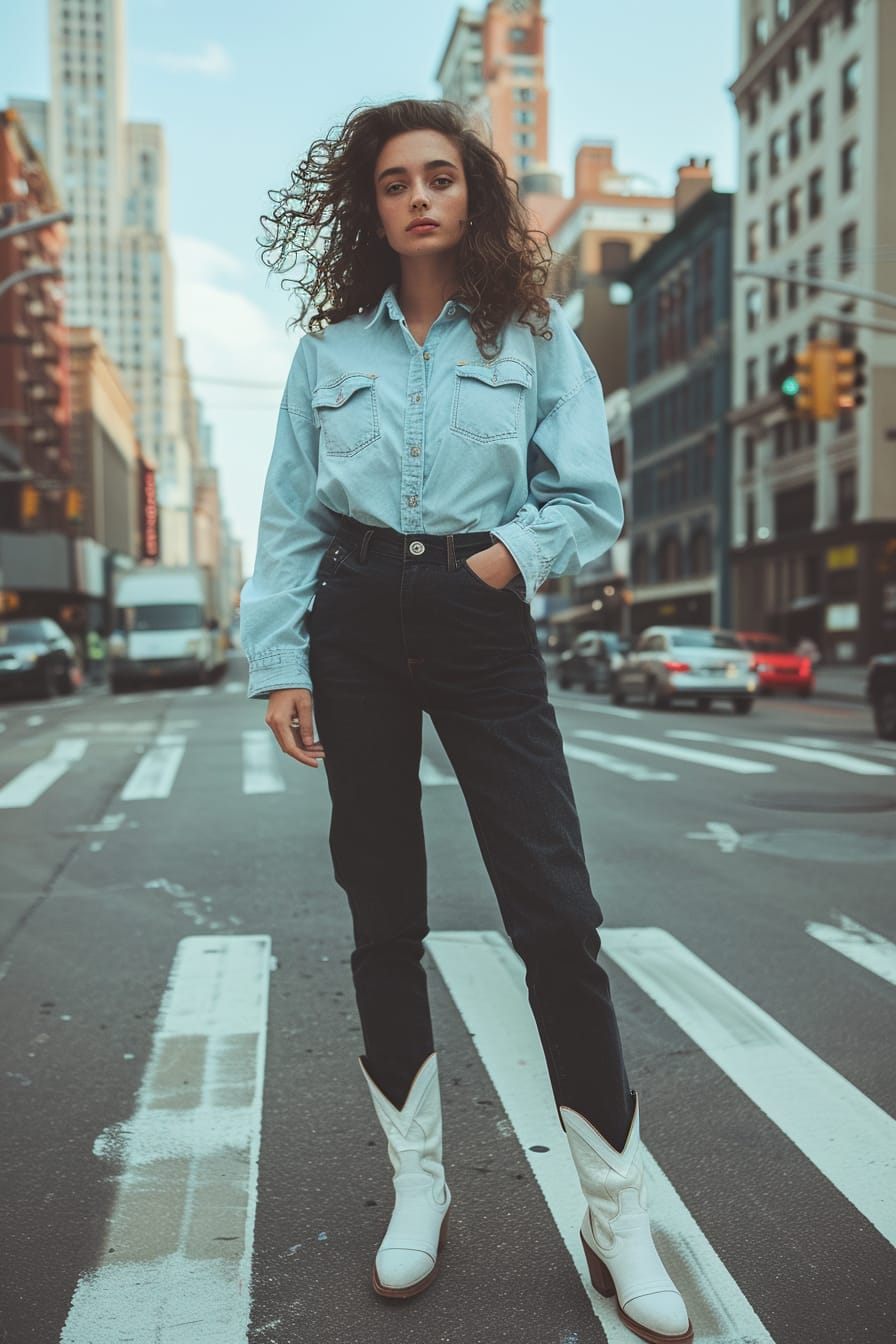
[[781, 375, 800, 396]]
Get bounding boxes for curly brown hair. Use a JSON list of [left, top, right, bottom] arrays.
[[259, 99, 552, 358]]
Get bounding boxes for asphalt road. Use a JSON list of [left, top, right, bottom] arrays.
[[1, 658, 894, 1344]]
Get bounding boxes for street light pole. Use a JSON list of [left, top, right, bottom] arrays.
[[734, 264, 896, 311]]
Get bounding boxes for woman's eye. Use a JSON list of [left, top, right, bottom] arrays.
[[433, 177, 453, 188]]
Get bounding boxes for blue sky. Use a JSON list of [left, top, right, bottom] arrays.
[[2, 0, 740, 566]]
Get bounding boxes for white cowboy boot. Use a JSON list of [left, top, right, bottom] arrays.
[[561, 1095, 692, 1343], [360, 1052, 451, 1298]]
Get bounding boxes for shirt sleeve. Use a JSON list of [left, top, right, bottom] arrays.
[[239, 345, 334, 699], [490, 301, 624, 602]]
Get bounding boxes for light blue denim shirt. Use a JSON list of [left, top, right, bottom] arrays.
[[241, 285, 623, 698]]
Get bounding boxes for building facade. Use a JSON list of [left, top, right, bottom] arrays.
[[730, 0, 896, 660], [436, 0, 549, 180], [626, 187, 734, 632], [13, 0, 198, 567]]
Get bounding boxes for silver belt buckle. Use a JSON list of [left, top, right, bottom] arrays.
[[409, 540, 426, 556]]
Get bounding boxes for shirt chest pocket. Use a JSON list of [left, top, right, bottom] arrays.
[[311, 374, 381, 457], [450, 358, 533, 444]]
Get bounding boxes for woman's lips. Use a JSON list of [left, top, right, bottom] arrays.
[[407, 221, 439, 232]]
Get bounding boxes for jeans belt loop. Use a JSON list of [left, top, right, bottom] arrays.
[[446, 533, 457, 572], [359, 527, 375, 564]]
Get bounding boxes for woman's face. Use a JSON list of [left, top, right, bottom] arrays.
[[373, 129, 470, 260]]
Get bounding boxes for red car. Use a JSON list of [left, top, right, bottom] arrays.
[[737, 631, 814, 697]]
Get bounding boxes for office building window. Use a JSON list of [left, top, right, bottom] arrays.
[[808, 169, 824, 219], [842, 0, 859, 29], [769, 130, 786, 176], [744, 434, 756, 471], [788, 186, 802, 235], [748, 92, 759, 125], [837, 467, 856, 524], [767, 344, 780, 392], [841, 139, 859, 192], [514, 132, 533, 146], [510, 26, 526, 42], [516, 86, 534, 101], [516, 154, 531, 171], [842, 57, 861, 112], [789, 111, 802, 159], [747, 287, 763, 332], [807, 245, 823, 296], [809, 91, 823, 141], [776, 0, 791, 21], [770, 63, 782, 102], [747, 220, 761, 262], [514, 108, 534, 124], [746, 357, 759, 401], [769, 201, 785, 249], [840, 222, 858, 274], [787, 261, 800, 310], [769, 277, 781, 320], [808, 19, 822, 61], [748, 152, 760, 193]]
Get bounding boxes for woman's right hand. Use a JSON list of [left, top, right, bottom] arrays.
[[265, 688, 325, 768]]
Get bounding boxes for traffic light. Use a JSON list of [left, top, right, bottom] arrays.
[[777, 347, 814, 417], [834, 346, 867, 411]]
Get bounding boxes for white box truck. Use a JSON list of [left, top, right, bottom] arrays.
[[108, 566, 227, 692]]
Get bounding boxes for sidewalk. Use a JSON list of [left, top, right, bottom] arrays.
[[812, 664, 867, 704]]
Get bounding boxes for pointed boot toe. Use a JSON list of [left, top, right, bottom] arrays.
[[373, 1246, 438, 1297], [621, 1289, 693, 1343]]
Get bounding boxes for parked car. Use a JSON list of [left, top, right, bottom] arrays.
[[0, 617, 80, 699], [737, 631, 814, 697], [613, 626, 758, 713], [867, 653, 896, 740], [556, 631, 630, 694]]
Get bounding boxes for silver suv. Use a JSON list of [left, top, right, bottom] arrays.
[[613, 626, 759, 713]]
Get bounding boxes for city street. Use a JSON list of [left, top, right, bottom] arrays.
[[1, 661, 894, 1344]]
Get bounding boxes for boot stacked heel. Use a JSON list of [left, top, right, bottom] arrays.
[[581, 1230, 615, 1296]]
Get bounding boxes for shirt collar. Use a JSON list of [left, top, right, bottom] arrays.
[[363, 283, 470, 330]]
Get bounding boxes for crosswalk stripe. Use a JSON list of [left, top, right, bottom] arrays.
[[190, 685, 213, 696], [554, 696, 643, 720], [574, 729, 776, 774], [241, 730, 285, 794], [667, 730, 894, 776], [0, 738, 88, 809], [225, 681, 244, 694], [602, 927, 896, 1247], [120, 735, 186, 801], [806, 914, 896, 987], [427, 930, 777, 1344], [564, 742, 677, 782], [60, 934, 270, 1344]]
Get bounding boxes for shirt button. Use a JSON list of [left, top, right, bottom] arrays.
[[414, 393, 421, 402], [423, 351, 431, 360], [492, 373, 498, 383], [408, 494, 418, 506], [410, 446, 421, 457], [447, 304, 455, 315]]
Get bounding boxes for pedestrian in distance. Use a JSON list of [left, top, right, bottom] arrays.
[[85, 628, 106, 686], [241, 98, 692, 1344]]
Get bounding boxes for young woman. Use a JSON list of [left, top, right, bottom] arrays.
[[241, 99, 692, 1344]]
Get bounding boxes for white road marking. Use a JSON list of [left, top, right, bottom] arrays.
[[564, 743, 677, 782], [686, 822, 742, 853], [554, 695, 643, 720], [419, 755, 459, 786], [225, 681, 244, 694], [65, 813, 128, 835], [806, 914, 896, 987], [427, 931, 776, 1344], [26, 714, 44, 727], [602, 927, 896, 1248], [574, 729, 775, 774], [242, 730, 285, 794], [667, 730, 894, 776], [60, 934, 270, 1343], [0, 738, 88, 809], [120, 735, 186, 801], [191, 684, 213, 696], [63, 720, 157, 736]]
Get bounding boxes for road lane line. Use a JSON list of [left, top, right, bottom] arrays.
[[191, 685, 213, 696], [574, 729, 776, 774], [667, 730, 894, 776], [419, 755, 459, 786], [241, 730, 285, 794], [26, 714, 44, 727], [806, 914, 896, 987], [564, 742, 677, 782], [0, 738, 88, 809], [427, 931, 776, 1344], [120, 734, 186, 801], [60, 934, 270, 1344], [554, 696, 643, 720], [601, 927, 896, 1247], [225, 681, 244, 694]]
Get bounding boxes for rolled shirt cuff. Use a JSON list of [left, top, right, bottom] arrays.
[[490, 520, 550, 603], [246, 653, 312, 700]]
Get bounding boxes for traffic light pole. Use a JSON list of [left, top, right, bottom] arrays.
[[735, 264, 896, 311]]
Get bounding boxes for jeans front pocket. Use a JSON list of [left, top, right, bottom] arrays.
[[312, 374, 381, 456], [450, 358, 533, 443]]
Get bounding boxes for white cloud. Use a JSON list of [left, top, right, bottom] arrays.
[[139, 42, 233, 78], [171, 234, 298, 572]]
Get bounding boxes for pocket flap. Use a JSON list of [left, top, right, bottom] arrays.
[[311, 374, 376, 409], [456, 358, 533, 390]]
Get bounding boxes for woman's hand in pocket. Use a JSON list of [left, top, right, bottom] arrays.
[[266, 688, 325, 768], [465, 541, 520, 589]]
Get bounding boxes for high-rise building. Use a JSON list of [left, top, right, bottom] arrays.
[[730, 0, 896, 661], [437, 0, 549, 182], [13, 0, 197, 567]]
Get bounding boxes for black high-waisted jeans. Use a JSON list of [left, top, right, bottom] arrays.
[[308, 515, 632, 1148]]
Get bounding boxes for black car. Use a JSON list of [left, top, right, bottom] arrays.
[[556, 630, 631, 694], [867, 653, 896, 740], [0, 617, 80, 699]]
